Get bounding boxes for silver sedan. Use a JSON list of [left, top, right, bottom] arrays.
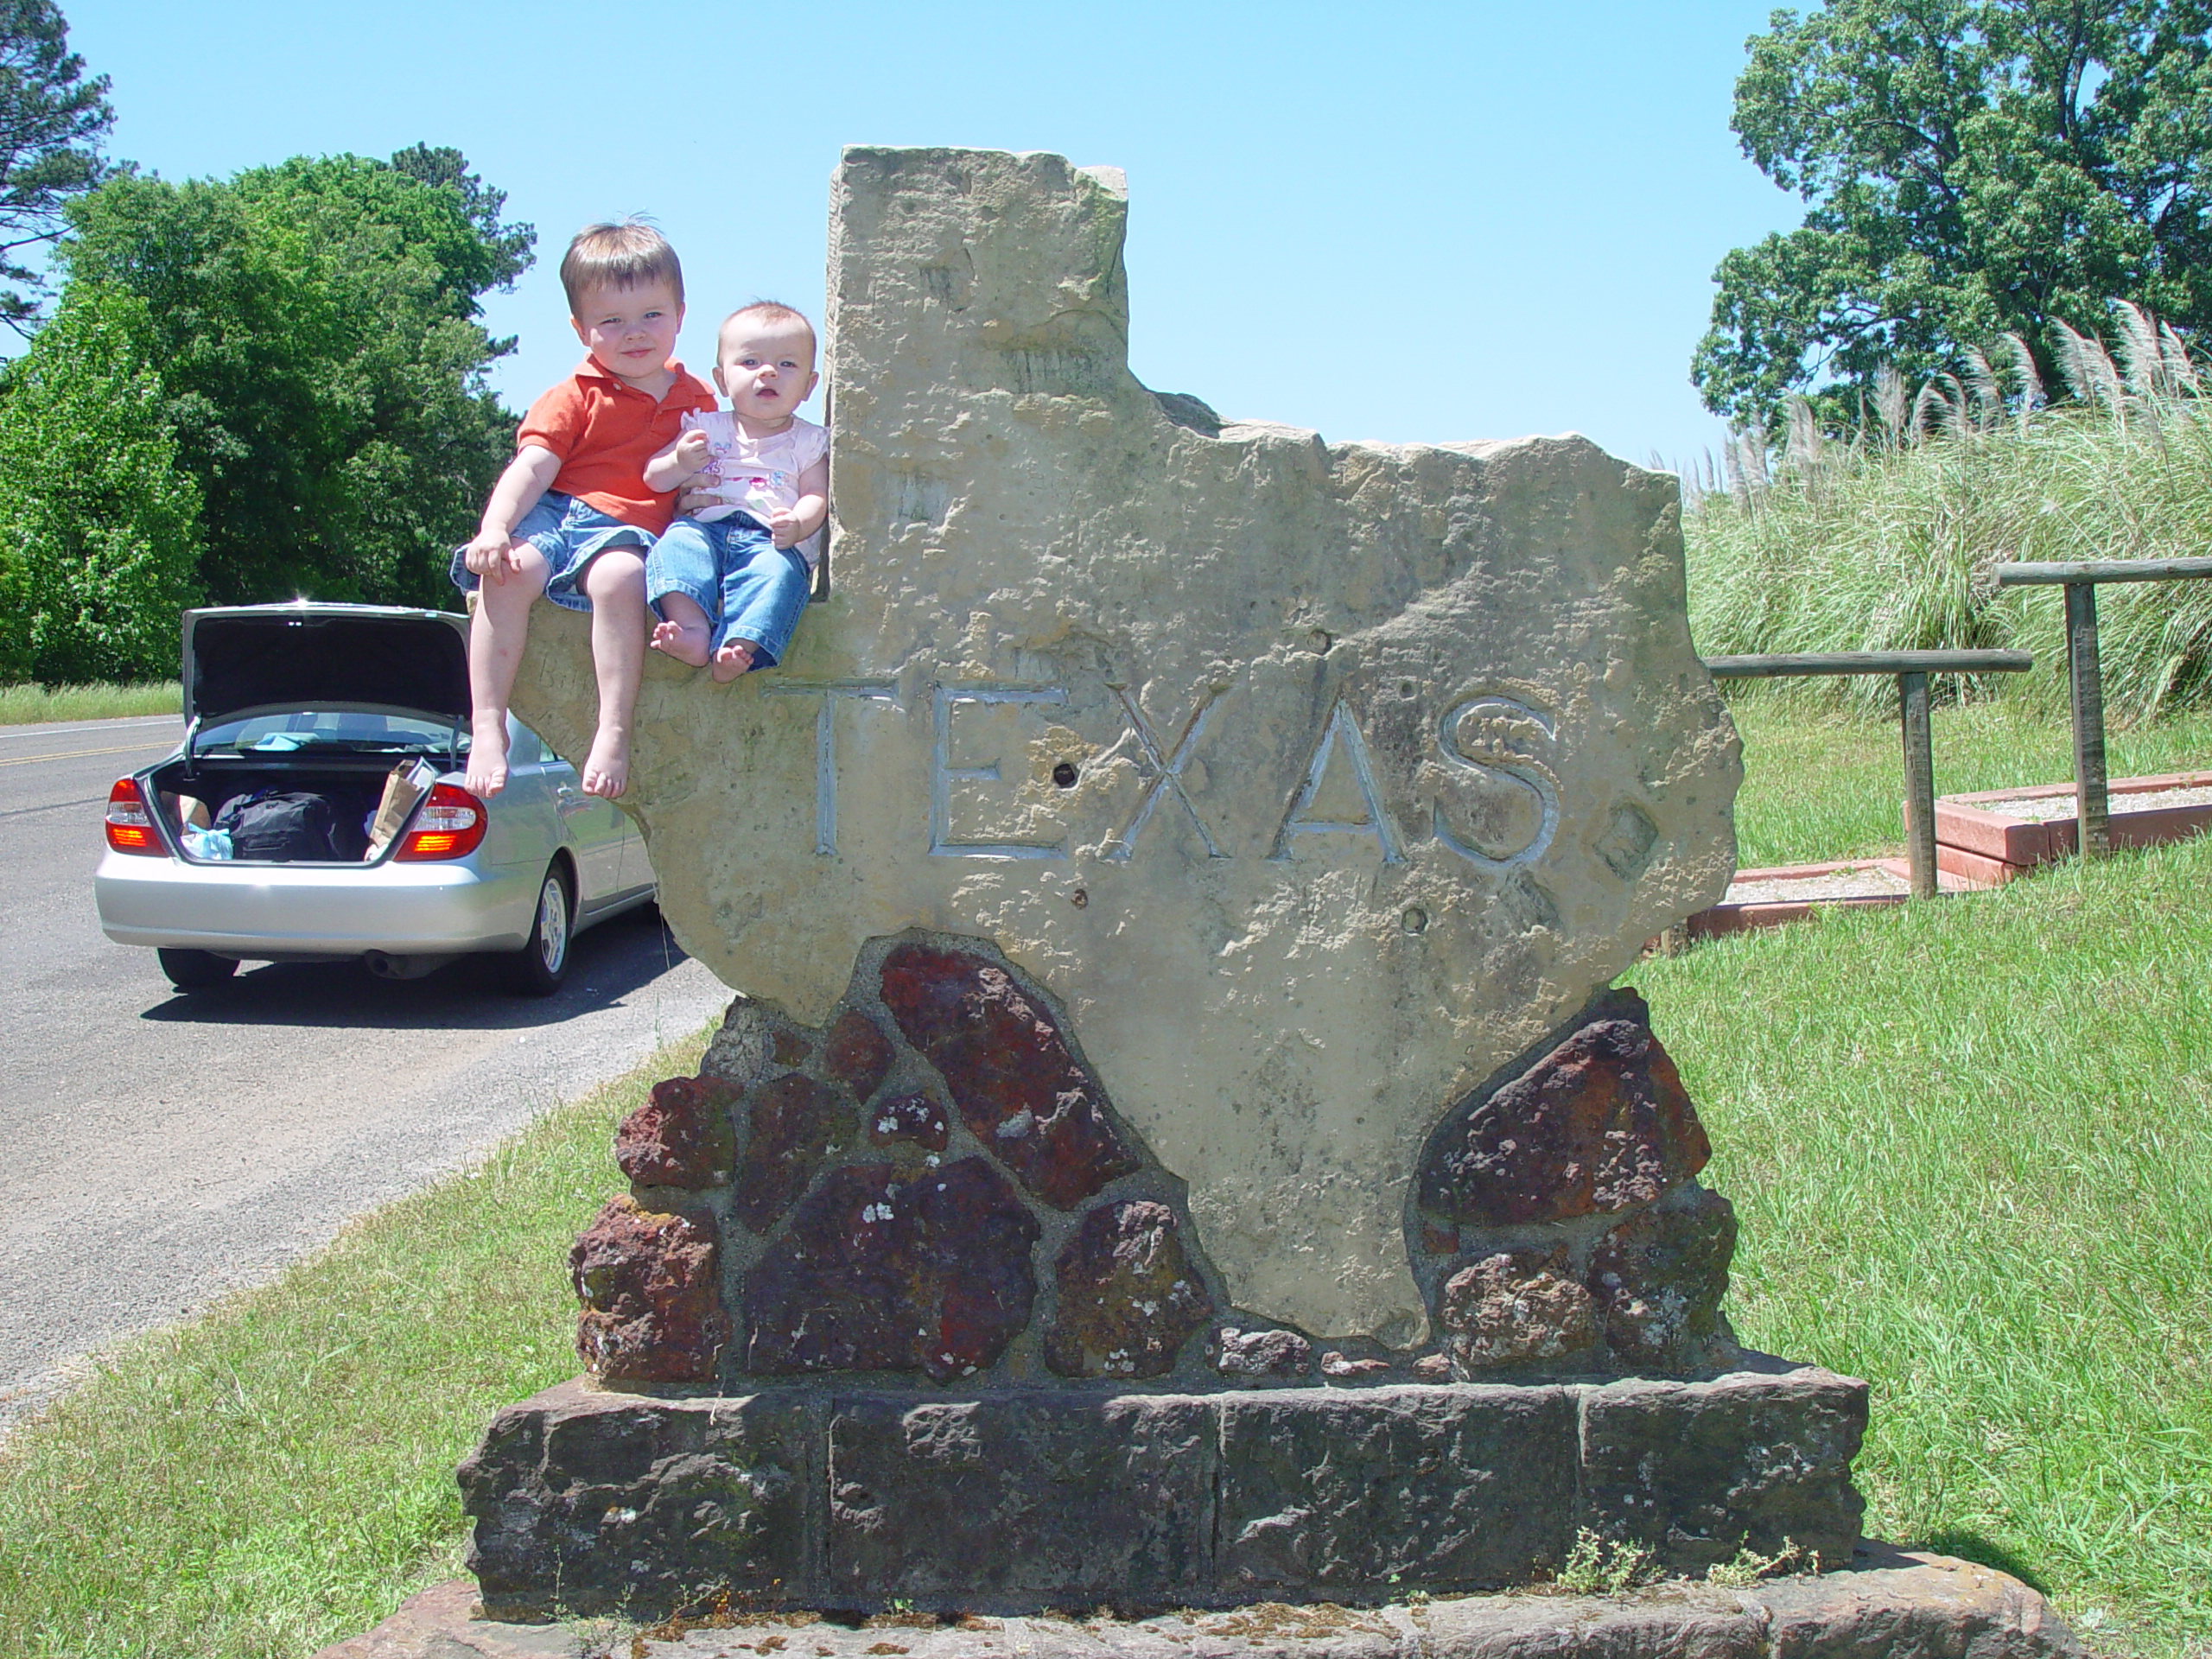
[[92, 602, 654, 995]]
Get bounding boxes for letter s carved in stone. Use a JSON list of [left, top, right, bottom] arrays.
[[1431, 695, 1560, 870]]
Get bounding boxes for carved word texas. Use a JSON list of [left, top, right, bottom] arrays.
[[761, 677, 1560, 868]]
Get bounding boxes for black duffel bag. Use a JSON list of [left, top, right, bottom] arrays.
[[214, 789, 365, 861]]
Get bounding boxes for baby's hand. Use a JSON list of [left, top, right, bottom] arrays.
[[462, 527, 524, 581], [768, 508, 804, 550], [673, 429, 714, 476]]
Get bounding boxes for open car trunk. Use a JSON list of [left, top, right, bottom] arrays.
[[144, 753, 438, 865], [156, 603, 472, 865]]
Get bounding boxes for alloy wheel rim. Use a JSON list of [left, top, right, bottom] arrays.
[[539, 878, 569, 972]]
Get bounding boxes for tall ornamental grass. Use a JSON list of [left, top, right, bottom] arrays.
[[1685, 310, 2212, 721]]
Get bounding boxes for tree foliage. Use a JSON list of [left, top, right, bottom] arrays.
[[1694, 0, 2212, 427], [0, 0, 110, 332], [55, 149, 534, 609], [0, 283, 200, 683]]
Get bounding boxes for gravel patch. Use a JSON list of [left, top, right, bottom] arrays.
[[1980, 783, 2212, 821], [1725, 866, 1910, 904]]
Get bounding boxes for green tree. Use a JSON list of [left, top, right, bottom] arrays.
[[1694, 0, 2212, 427], [0, 0, 111, 333], [56, 147, 532, 607], [388, 143, 535, 302], [0, 283, 200, 683]]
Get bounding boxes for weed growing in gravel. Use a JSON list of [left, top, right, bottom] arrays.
[[1705, 1541, 1811, 1587], [1553, 1529, 1657, 1596]]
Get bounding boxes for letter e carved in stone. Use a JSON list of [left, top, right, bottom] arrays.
[[931, 683, 1071, 859]]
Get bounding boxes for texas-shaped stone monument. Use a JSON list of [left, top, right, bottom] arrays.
[[461, 148, 1886, 1623], [507, 146, 1740, 1348]]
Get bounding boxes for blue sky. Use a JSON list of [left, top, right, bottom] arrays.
[[65, 0, 1802, 469]]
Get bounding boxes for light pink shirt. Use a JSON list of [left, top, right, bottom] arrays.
[[689, 411, 829, 563]]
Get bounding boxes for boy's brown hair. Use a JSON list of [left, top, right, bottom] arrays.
[[560, 219, 683, 315]]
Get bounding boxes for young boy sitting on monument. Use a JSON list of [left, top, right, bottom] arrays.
[[641, 302, 829, 681], [453, 219, 718, 798]]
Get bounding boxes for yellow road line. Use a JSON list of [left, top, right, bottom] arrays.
[[0, 740, 175, 768]]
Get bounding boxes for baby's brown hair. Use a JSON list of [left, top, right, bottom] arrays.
[[719, 301, 816, 353]]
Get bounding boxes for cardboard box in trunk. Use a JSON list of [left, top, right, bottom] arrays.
[[365, 759, 439, 859]]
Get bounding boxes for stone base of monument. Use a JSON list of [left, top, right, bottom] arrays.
[[459, 1360, 1868, 1623], [315, 1550, 2084, 1659]]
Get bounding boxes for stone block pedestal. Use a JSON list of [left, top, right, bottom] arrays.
[[458, 1362, 1866, 1622], [317, 1550, 2087, 1659]]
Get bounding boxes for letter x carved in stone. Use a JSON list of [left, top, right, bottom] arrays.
[[1103, 683, 1227, 861]]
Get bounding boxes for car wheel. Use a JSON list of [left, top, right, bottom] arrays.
[[505, 863, 573, 996], [158, 948, 238, 991]]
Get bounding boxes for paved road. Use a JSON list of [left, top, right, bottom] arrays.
[[0, 715, 734, 1434]]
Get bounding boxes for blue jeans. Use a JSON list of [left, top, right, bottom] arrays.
[[645, 514, 812, 668], [448, 492, 652, 614]]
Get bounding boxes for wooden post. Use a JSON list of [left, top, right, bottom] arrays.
[[2064, 581, 2110, 859], [1898, 670, 1937, 899]]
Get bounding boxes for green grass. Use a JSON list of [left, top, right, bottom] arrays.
[[1631, 716, 2212, 1659], [2, 707, 2206, 1657], [0, 1025, 709, 1659], [1727, 696, 2212, 868], [0, 681, 180, 725]]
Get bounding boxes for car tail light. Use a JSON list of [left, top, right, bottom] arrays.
[[105, 778, 162, 855], [394, 783, 487, 861]]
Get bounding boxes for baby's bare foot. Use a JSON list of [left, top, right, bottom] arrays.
[[649, 617, 710, 668], [581, 727, 629, 799], [465, 715, 510, 797], [709, 638, 757, 683]]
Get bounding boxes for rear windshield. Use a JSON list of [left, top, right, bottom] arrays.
[[195, 710, 467, 756]]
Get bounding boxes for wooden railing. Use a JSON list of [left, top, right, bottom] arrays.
[[1992, 556, 2212, 858], [1702, 650, 2036, 898]]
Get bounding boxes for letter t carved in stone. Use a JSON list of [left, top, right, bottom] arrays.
[[760, 680, 902, 855]]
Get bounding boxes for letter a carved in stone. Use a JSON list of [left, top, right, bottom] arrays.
[[1270, 698, 1405, 865]]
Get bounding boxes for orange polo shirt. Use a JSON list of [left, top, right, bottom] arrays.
[[517, 358, 719, 535]]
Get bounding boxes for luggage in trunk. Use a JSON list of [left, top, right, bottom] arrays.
[[149, 761, 401, 864], [214, 790, 368, 862]]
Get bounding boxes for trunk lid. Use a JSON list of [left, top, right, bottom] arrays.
[[182, 603, 471, 728]]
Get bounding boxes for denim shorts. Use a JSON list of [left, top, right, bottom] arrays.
[[645, 514, 812, 669], [448, 492, 654, 614]]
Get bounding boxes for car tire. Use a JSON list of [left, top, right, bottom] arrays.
[[505, 862, 573, 996], [159, 948, 238, 991]]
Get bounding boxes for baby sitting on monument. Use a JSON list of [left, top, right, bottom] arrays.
[[641, 302, 829, 680]]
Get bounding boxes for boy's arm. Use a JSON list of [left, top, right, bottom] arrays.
[[645, 429, 714, 492], [461, 445, 563, 580], [767, 454, 830, 550]]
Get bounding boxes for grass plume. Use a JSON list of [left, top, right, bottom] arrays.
[[1687, 310, 2212, 721]]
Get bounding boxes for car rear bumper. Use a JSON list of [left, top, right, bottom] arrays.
[[93, 851, 538, 957]]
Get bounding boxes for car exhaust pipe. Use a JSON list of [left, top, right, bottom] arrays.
[[364, 950, 458, 981]]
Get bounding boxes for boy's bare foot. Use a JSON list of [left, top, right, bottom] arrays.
[[465, 715, 510, 797], [581, 727, 629, 799], [649, 616, 710, 667], [709, 638, 757, 683]]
